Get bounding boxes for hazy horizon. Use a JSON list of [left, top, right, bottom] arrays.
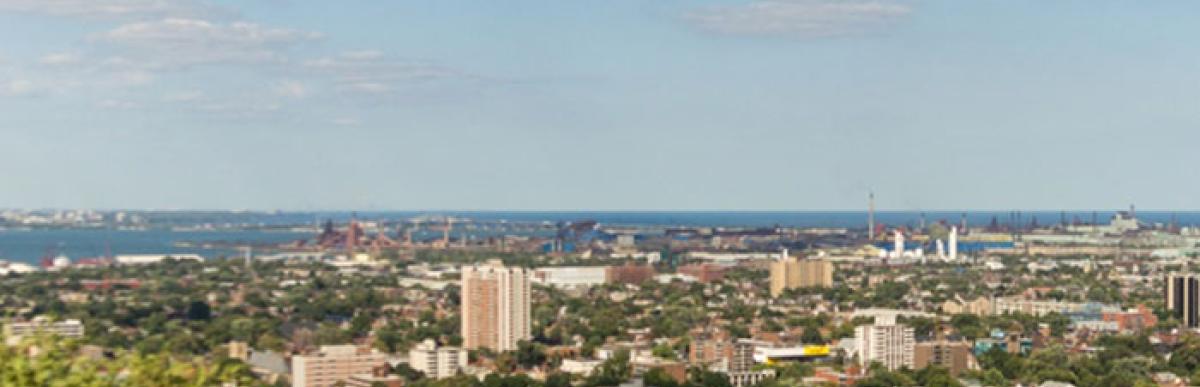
[[1, 207, 1186, 214]]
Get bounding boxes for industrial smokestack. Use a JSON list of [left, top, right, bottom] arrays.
[[868, 191, 875, 241], [949, 226, 958, 261]]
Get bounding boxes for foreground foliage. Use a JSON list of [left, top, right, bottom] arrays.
[[0, 335, 264, 387]]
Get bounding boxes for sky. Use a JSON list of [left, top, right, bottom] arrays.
[[1, 0, 1198, 211]]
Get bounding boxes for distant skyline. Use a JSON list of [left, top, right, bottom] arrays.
[[2, 1, 1198, 211]]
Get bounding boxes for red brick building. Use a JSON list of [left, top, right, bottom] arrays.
[[678, 264, 727, 283], [606, 263, 656, 285], [1102, 304, 1158, 332]]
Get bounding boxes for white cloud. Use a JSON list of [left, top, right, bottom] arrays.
[[193, 101, 281, 117], [331, 117, 361, 126], [1, 79, 37, 96], [685, 0, 911, 38], [164, 90, 204, 102], [111, 70, 155, 86], [95, 56, 170, 79], [40, 52, 81, 66], [0, 0, 220, 19], [304, 51, 464, 95], [273, 80, 307, 98], [98, 98, 140, 109], [340, 50, 384, 61], [161, 88, 293, 119], [98, 18, 321, 66], [345, 82, 390, 94], [0, 11, 484, 118], [24, 53, 158, 92]]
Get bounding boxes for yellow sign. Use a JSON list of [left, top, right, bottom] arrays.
[[802, 345, 830, 356]]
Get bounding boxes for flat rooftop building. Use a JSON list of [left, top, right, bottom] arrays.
[[532, 266, 608, 288], [769, 258, 833, 297], [4, 317, 84, 345], [292, 345, 387, 387]]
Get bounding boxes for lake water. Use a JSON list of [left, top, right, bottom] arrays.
[[0, 229, 309, 264], [2, 210, 1194, 264]]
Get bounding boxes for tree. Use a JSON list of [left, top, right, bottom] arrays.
[[0, 334, 265, 387], [977, 347, 1023, 380], [545, 373, 572, 387], [393, 363, 427, 381], [727, 324, 750, 339], [775, 362, 814, 380], [185, 300, 211, 321], [870, 282, 910, 306], [857, 364, 915, 387], [980, 368, 1007, 386], [515, 340, 548, 369], [652, 342, 677, 360], [950, 314, 986, 339], [495, 352, 517, 373], [900, 317, 935, 338], [585, 350, 630, 387], [0, 334, 114, 386], [1169, 335, 1200, 375], [374, 324, 406, 353], [913, 366, 963, 387], [685, 368, 731, 387], [1041, 313, 1071, 338], [800, 326, 825, 344], [761, 319, 783, 333], [643, 367, 679, 387], [481, 373, 538, 387]]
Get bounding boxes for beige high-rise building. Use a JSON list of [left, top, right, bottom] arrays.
[[461, 259, 531, 352], [292, 345, 387, 387], [768, 257, 833, 297]]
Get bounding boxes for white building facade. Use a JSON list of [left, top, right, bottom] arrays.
[[4, 317, 84, 345], [408, 339, 467, 379], [854, 315, 915, 371], [531, 266, 608, 288]]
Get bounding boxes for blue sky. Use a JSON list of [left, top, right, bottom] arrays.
[[1, 0, 1197, 211]]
